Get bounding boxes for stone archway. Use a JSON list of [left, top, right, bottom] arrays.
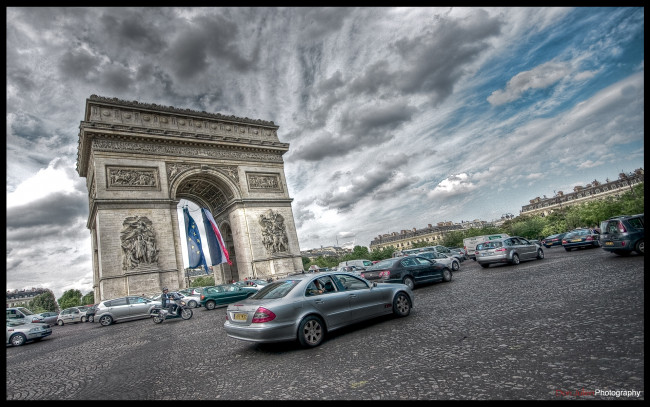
[[76, 95, 303, 301]]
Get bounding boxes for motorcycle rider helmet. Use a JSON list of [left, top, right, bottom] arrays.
[[162, 287, 168, 291]]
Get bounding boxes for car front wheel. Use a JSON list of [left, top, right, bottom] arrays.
[[188, 300, 198, 308], [510, 254, 520, 265], [57, 320, 64, 326], [452, 261, 460, 271], [442, 268, 452, 282], [537, 249, 544, 259], [392, 292, 411, 317], [10, 333, 26, 346], [298, 316, 324, 348]]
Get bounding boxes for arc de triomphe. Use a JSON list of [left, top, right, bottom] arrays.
[[76, 95, 303, 301]]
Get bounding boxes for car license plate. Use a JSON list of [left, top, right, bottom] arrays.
[[233, 313, 247, 321], [605, 241, 614, 246], [572, 239, 581, 242]]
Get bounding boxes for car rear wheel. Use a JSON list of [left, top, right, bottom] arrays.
[[510, 254, 520, 265], [536, 249, 544, 259], [480, 263, 490, 268], [205, 301, 216, 310], [99, 315, 113, 326], [298, 315, 324, 348], [57, 320, 64, 326], [564, 247, 571, 252], [442, 268, 452, 282], [635, 239, 644, 255], [10, 333, 26, 346], [402, 276, 415, 290], [392, 292, 411, 317], [451, 261, 460, 271]]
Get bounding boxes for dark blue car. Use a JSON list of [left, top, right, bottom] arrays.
[[561, 228, 601, 251], [360, 256, 452, 290]]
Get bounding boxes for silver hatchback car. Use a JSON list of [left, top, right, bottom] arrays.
[[94, 296, 161, 326], [476, 236, 544, 268]]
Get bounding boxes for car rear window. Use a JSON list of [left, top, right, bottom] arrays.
[[477, 241, 503, 250], [251, 280, 300, 299]]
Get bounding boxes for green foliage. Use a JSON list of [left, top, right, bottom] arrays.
[[57, 289, 83, 309], [301, 256, 311, 269], [369, 246, 396, 261], [441, 231, 466, 248], [506, 216, 546, 240], [28, 290, 58, 313], [81, 292, 95, 306], [191, 276, 215, 287]]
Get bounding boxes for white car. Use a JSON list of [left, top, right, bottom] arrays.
[[6, 319, 52, 346], [56, 306, 88, 325], [413, 251, 461, 272]]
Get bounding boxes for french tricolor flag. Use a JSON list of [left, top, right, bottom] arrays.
[[201, 208, 232, 266]]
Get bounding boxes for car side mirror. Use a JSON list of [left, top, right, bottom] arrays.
[[372, 282, 377, 287]]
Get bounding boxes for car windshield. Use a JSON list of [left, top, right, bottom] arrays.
[[250, 280, 300, 299], [17, 307, 35, 316]]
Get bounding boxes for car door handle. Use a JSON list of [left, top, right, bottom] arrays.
[[315, 300, 324, 304], [349, 294, 357, 298]]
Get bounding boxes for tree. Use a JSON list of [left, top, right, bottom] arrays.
[[28, 290, 58, 313], [370, 246, 396, 261], [191, 275, 215, 287], [57, 289, 83, 309], [81, 292, 95, 305]]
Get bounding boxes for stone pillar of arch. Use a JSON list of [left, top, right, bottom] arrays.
[[76, 95, 303, 301]]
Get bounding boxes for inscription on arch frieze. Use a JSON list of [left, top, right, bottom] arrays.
[[106, 166, 160, 190]]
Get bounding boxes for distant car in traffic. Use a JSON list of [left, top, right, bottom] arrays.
[[6, 319, 53, 346], [415, 251, 460, 271], [475, 236, 544, 268], [37, 311, 59, 325], [56, 306, 88, 325], [6, 307, 45, 324], [361, 256, 452, 290], [562, 228, 601, 251], [541, 233, 566, 248], [223, 271, 413, 348], [599, 214, 644, 256], [200, 285, 257, 310]]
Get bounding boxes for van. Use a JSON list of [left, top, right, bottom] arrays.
[[599, 214, 644, 256], [463, 234, 510, 260], [337, 259, 374, 271], [6, 307, 45, 323]]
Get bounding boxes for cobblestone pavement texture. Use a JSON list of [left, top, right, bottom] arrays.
[[6, 248, 644, 400]]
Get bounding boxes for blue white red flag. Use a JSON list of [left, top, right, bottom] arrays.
[[201, 208, 232, 266], [183, 207, 210, 274]]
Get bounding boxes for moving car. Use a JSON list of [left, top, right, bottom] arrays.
[[475, 236, 544, 268], [337, 259, 374, 271], [234, 279, 269, 290], [200, 284, 258, 310], [599, 214, 644, 256], [94, 296, 161, 326], [56, 306, 88, 325], [361, 256, 452, 290], [6, 307, 45, 323], [37, 311, 60, 325], [541, 233, 566, 248], [561, 228, 601, 251], [6, 319, 52, 346], [463, 234, 510, 260], [224, 271, 413, 348], [415, 251, 460, 271]]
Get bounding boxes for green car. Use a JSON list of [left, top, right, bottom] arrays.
[[200, 284, 258, 310]]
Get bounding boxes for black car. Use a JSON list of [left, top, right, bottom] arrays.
[[361, 256, 452, 290], [561, 228, 601, 251], [541, 233, 566, 248]]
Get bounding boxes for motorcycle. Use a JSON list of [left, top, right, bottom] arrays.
[[150, 298, 193, 323]]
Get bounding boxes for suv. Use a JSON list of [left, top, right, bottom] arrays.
[[94, 296, 161, 326], [599, 214, 644, 256]]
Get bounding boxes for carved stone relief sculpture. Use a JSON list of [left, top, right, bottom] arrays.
[[120, 216, 159, 270], [259, 209, 289, 254], [107, 166, 159, 189]]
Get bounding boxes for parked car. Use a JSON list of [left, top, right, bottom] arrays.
[[234, 279, 269, 290], [200, 284, 258, 310], [561, 228, 601, 251], [337, 259, 374, 271], [37, 311, 59, 325], [361, 256, 452, 290], [6, 307, 45, 324], [94, 296, 161, 326], [415, 251, 460, 271], [599, 214, 644, 256], [541, 233, 566, 248], [448, 247, 469, 261], [179, 293, 201, 308], [475, 236, 544, 268], [223, 271, 413, 348], [337, 265, 364, 273], [431, 245, 466, 263], [56, 306, 88, 326], [6, 319, 53, 346], [178, 287, 203, 296], [463, 234, 510, 260]]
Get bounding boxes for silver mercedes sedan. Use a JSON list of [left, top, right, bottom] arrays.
[[224, 271, 414, 348]]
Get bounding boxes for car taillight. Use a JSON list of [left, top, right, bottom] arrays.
[[586, 236, 593, 241], [378, 270, 390, 278], [562, 240, 567, 244], [251, 307, 276, 323], [200, 295, 205, 300], [495, 248, 507, 252], [617, 221, 627, 233]]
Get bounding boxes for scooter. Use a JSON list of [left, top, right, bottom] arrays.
[[150, 298, 193, 323]]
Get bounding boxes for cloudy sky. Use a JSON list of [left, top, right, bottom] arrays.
[[6, 7, 644, 299]]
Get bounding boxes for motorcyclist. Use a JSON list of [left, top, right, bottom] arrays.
[[161, 287, 178, 315]]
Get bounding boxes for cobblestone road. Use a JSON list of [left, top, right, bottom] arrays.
[[6, 247, 644, 400]]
